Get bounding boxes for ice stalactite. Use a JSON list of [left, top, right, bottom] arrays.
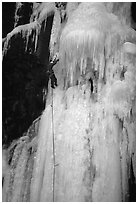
[[59, 2, 126, 89], [2, 2, 136, 202], [49, 8, 61, 57], [2, 20, 40, 57], [2, 2, 56, 57]]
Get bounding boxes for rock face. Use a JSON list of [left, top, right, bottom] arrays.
[[2, 3, 135, 202]]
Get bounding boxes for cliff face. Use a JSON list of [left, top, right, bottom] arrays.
[[2, 3, 135, 202]]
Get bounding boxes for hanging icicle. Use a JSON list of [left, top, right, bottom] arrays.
[[3, 2, 56, 58], [59, 3, 126, 88], [49, 8, 61, 58], [2, 21, 40, 57]]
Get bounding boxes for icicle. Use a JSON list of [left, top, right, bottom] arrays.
[[21, 28, 26, 39], [80, 58, 87, 76], [105, 31, 112, 59], [69, 63, 74, 86], [50, 9, 61, 57], [3, 20, 41, 57], [94, 59, 99, 72], [119, 46, 124, 70], [24, 28, 33, 52], [99, 53, 105, 80], [25, 31, 30, 51], [32, 32, 35, 43], [36, 24, 40, 51], [83, 58, 87, 75], [34, 28, 39, 51], [60, 3, 113, 74], [80, 58, 83, 76], [2, 35, 11, 57]]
